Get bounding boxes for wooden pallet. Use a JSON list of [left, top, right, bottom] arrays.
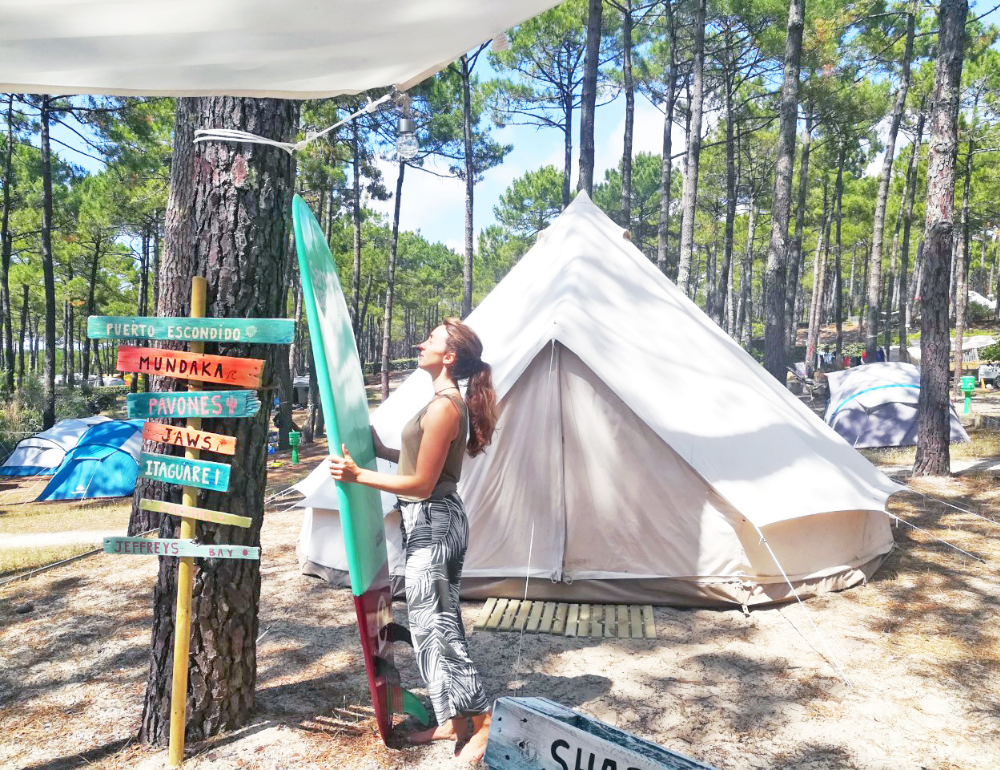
[[472, 599, 656, 639]]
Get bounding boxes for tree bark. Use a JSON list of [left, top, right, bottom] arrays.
[[763, 0, 805, 382], [914, 0, 968, 478], [656, 0, 677, 276], [17, 284, 27, 390], [460, 54, 476, 318], [737, 200, 757, 350], [952, 96, 976, 398], [1, 94, 15, 394], [40, 97, 57, 429], [785, 110, 812, 354], [578, 0, 603, 195], [620, 0, 635, 230], [82, 239, 102, 384], [897, 110, 925, 364], [834, 146, 845, 362], [137, 95, 298, 744], [718, 60, 737, 329], [676, 0, 706, 295], [866, 9, 915, 361], [381, 162, 406, 402], [805, 184, 830, 376]]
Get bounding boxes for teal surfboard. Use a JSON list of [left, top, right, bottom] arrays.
[[292, 194, 427, 743]]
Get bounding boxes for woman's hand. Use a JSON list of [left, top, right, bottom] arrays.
[[329, 443, 361, 484]]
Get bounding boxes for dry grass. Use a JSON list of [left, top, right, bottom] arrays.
[[0, 493, 131, 537], [860, 425, 1000, 467], [0, 542, 98, 576]]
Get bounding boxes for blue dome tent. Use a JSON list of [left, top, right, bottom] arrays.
[[36, 420, 145, 501]]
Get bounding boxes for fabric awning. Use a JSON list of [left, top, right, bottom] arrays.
[[0, 0, 561, 97]]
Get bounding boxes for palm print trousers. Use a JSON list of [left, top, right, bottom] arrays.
[[399, 493, 489, 723]]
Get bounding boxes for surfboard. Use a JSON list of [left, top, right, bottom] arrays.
[[292, 194, 427, 742]]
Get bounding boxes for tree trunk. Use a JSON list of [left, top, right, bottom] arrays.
[[763, 0, 805, 382], [656, 0, 677, 276], [1, 94, 15, 394], [578, 0, 603, 195], [834, 146, 845, 362], [896, 110, 925, 364], [351, 120, 363, 332], [381, 162, 406, 402], [17, 284, 27, 390], [620, 0, 635, 230], [737, 201, 757, 350], [675, 0, 706, 295], [460, 54, 476, 318], [866, 9, 915, 361], [40, 97, 57, 429], [82, 240, 102, 384], [561, 97, 573, 210], [137, 95, 298, 744], [132, 232, 150, 393], [914, 0, 968, 478], [806, 186, 830, 377], [785, 110, 812, 353], [718, 63, 737, 328], [952, 98, 976, 398]]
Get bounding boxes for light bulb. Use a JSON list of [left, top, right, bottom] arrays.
[[396, 131, 419, 160]]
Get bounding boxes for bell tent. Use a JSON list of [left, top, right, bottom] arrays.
[[297, 193, 901, 608], [0, 416, 111, 477], [36, 420, 145, 501], [825, 363, 969, 449]]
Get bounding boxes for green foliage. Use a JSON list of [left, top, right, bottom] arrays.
[[978, 343, 1000, 362]]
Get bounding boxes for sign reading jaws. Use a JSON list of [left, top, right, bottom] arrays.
[[142, 422, 237, 456], [117, 346, 264, 388]]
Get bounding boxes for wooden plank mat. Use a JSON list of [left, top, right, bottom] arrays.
[[473, 600, 656, 639]]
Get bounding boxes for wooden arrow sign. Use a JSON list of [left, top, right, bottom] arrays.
[[117, 346, 264, 388], [88, 316, 294, 344], [139, 499, 251, 528], [127, 391, 260, 420], [103, 537, 259, 560], [142, 422, 237, 456], [139, 451, 231, 492]]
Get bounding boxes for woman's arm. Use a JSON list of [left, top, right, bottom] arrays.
[[371, 426, 400, 464], [330, 399, 459, 499]]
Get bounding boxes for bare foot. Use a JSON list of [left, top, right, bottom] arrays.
[[408, 717, 470, 745], [455, 713, 491, 764]]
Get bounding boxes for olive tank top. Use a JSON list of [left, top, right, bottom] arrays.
[[397, 392, 468, 502]]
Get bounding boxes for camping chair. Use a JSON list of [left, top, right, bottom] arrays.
[[787, 364, 824, 401]]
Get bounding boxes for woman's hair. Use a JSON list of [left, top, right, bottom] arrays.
[[443, 317, 497, 457]]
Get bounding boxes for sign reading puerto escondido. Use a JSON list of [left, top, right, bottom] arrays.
[[88, 315, 294, 344]]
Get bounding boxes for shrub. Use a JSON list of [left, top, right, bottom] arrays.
[[980, 342, 1000, 362]]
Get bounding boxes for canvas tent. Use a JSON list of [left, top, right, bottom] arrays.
[[297, 194, 901, 608], [36, 420, 145, 501], [0, 0, 561, 98], [0, 416, 111, 477], [825, 363, 969, 449]]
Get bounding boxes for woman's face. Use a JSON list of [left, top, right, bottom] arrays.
[[416, 325, 454, 372]]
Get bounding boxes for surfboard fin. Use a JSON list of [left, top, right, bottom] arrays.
[[398, 686, 430, 725]]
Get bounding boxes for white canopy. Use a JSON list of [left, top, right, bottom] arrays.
[[297, 194, 900, 607], [0, 0, 560, 97]]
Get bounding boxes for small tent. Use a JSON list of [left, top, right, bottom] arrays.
[[297, 193, 900, 608], [0, 416, 111, 476], [825, 363, 969, 448], [35, 420, 144, 501]]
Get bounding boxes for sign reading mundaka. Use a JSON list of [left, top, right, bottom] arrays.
[[88, 315, 294, 344], [117, 346, 264, 388], [127, 390, 260, 420]]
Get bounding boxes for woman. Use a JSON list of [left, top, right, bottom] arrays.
[[329, 318, 497, 763]]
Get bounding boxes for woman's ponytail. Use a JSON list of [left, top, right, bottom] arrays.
[[443, 318, 498, 457]]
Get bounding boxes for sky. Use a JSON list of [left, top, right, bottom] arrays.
[[49, 0, 1000, 255]]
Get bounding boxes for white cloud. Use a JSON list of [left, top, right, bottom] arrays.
[[368, 158, 466, 243]]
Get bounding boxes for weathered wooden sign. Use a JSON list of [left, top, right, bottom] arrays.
[[484, 698, 718, 770], [89, 315, 294, 344], [139, 499, 251, 528], [127, 390, 260, 420], [143, 422, 238, 456], [117, 346, 264, 388], [103, 537, 259, 560], [139, 451, 231, 493]]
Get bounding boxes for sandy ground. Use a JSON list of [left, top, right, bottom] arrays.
[[2, 465, 999, 770]]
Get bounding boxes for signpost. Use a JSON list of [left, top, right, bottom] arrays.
[[89, 285, 292, 768], [104, 537, 259, 560], [142, 422, 237, 456], [88, 315, 294, 344], [117, 346, 264, 388]]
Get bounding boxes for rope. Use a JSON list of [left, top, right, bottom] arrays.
[[753, 526, 853, 688], [901, 485, 1000, 527], [193, 92, 394, 155], [883, 510, 986, 563], [515, 521, 535, 673]]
